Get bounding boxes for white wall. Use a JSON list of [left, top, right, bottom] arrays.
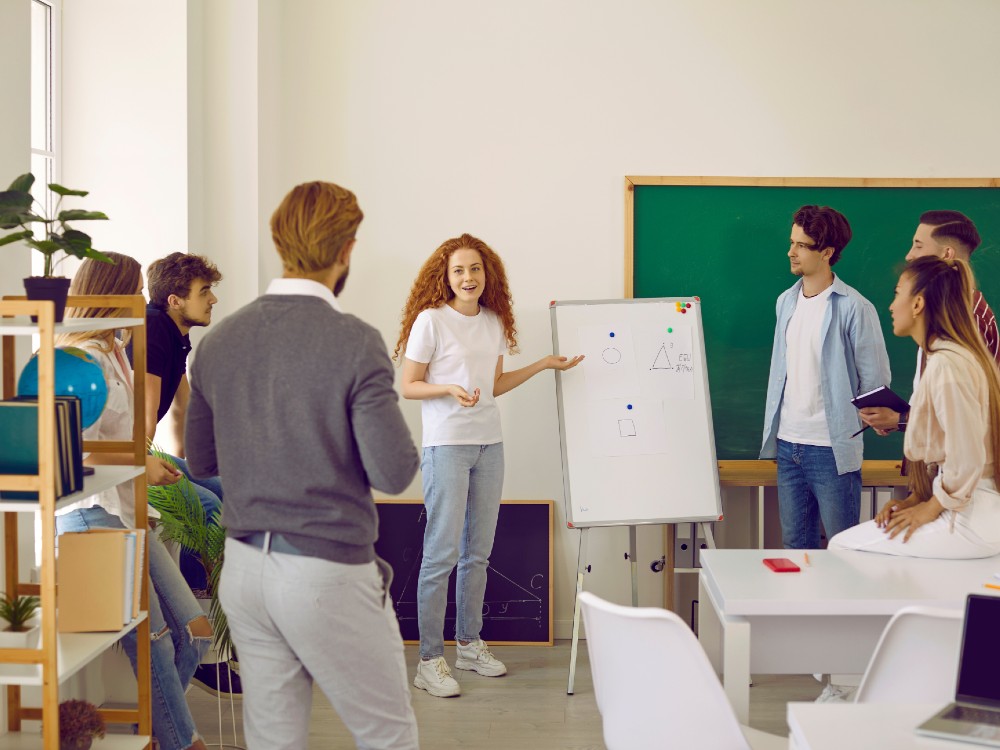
[[61, 0, 188, 275]]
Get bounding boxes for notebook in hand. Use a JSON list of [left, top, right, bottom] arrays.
[[916, 594, 1000, 746], [850, 385, 910, 414]]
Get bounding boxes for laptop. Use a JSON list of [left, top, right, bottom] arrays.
[[917, 593, 1000, 746]]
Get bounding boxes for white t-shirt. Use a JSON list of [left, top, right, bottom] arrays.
[[405, 304, 506, 447], [57, 338, 147, 528], [777, 285, 834, 446]]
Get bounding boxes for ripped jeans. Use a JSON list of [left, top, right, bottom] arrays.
[[56, 506, 211, 750]]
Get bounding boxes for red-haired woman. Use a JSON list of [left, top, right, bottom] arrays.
[[394, 233, 582, 697]]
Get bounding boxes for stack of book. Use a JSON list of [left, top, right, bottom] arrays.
[[57, 528, 146, 632], [0, 395, 84, 500]]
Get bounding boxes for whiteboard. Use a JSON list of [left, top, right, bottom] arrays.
[[550, 298, 722, 527]]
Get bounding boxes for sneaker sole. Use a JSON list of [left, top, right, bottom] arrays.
[[413, 674, 461, 698], [454, 658, 507, 677]]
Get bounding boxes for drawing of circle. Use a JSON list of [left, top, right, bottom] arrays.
[[602, 347, 622, 364], [530, 573, 544, 589], [482, 604, 491, 616]]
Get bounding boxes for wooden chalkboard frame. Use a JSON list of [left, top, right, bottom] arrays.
[[624, 175, 1000, 487], [374, 499, 554, 646]]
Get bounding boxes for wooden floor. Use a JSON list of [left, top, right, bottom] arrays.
[[187, 642, 825, 748]]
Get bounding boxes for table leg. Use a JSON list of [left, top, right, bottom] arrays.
[[722, 616, 751, 724]]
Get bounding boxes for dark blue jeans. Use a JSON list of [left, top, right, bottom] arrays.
[[776, 439, 861, 549]]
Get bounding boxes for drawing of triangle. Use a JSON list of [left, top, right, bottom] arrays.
[[651, 344, 672, 370]]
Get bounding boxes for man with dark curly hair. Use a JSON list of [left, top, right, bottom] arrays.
[[760, 205, 890, 551]]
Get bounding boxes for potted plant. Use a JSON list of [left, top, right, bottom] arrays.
[[146, 447, 233, 663], [58, 699, 106, 750], [0, 173, 113, 322], [0, 591, 41, 647]]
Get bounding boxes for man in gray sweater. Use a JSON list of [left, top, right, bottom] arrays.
[[185, 182, 420, 750]]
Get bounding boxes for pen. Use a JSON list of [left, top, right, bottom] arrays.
[[803, 553, 811, 567], [851, 424, 870, 438], [985, 583, 1000, 591]]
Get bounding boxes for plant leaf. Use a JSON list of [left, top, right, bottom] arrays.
[[0, 190, 34, 209], [48, 183, 88, 197], [6, 174, 34, 193], [57, 209, 109, 222], [84, 247, 115, 264], [0, 230, 33, 247]]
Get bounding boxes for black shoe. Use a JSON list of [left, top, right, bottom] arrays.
[[191, 661, 243, 697]]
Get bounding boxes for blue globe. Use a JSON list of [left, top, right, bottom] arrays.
[[17, 347, 109, 428]]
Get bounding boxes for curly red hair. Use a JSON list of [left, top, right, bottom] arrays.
[[393, 233, 518, 361]]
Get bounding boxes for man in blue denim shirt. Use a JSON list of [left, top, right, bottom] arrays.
[[760, 205, 890, 549]]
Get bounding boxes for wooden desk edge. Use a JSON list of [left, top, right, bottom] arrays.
[[718, 460, 905, 487]]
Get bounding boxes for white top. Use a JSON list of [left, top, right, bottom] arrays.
[[787, 703, 971, 750], [778, 285, 834, 446], [905, 339, 996, 511], [405, 304, 506, 447], [57, 339, 145, 527], [699, 548, 997, 617]]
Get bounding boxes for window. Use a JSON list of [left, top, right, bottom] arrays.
[[30, 0, 60, 277]]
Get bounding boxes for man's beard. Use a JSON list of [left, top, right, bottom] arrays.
[[181, 313, 210, 328], [334, 268, 349, 297]]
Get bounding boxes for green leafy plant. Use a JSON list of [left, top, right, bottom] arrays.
[[58, 699, 106, 749], [0, 173, 112, 277], [0, 592, 40, 632], [146, 446, 233, 661]]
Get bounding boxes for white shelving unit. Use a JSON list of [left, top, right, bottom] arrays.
[[0, 296, 151, 750]]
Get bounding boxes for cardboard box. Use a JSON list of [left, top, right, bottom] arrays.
[[57, 529, 142, 633]]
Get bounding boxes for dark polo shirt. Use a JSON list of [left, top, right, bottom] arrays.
[[146, 304, 191, 423]]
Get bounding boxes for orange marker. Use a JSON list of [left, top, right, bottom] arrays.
[[985, 583, 1000, 591], [803, 552, 811, 567]]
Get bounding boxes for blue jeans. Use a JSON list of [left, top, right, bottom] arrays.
[[776, 439, 861, 549], [417, 443, 504, 660], [57, 506, 211, 750], [169, 455, 223, 593]]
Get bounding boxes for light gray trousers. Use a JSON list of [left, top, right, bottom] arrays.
[[220, 537, 419, 750]]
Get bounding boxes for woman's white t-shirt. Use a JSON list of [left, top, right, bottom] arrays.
[[405, 304, 506, 447], [57, 338, 146, 527]]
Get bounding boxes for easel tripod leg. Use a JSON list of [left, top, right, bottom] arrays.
[[567, 527, 589, 695]]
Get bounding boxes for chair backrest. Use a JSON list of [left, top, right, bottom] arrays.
[[854, 605, 963, 705], [579, 591, 750, 750]]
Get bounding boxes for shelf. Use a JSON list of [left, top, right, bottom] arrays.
[[0, 465, 145, 514], [0, 612, 148, 686], [0, 317, 144, 336], [1, 734, 150, 749]]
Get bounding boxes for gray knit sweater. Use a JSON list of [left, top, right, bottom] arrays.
[[186, 293, 419, 564]]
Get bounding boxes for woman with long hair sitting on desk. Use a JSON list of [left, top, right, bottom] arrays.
[[830, 255, 1000, 558]]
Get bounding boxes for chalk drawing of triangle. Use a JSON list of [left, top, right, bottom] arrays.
[[651, 344, 672, 370]]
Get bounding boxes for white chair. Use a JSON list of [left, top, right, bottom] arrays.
[[578, 591, 786, 750], [854, 605, 963, 705]]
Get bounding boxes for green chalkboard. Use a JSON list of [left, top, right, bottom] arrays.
[[629, 179, 1000, 461]]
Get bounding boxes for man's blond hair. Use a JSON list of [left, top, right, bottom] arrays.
[[270, 182, 363, 273]]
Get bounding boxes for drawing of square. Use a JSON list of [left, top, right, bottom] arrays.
[[618, 419, 637, 437]]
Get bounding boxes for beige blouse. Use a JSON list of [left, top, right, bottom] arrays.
[[904, 339, 995, 511]]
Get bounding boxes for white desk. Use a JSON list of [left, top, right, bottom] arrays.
[[788, 703, 975, 750], [698, 549, 999, 722]]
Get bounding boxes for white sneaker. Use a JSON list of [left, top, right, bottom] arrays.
[[455, 639, 507, 677], [414, 657, 461, 698], [815, 683, 855, 703]]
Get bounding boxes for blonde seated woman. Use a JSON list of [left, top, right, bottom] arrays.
[[830, 256, 1000, 558]]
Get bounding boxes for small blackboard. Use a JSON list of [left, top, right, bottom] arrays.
[[374, 499, 553, 645]]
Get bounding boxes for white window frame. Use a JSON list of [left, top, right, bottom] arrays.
[[30, 0, 61, 278]]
